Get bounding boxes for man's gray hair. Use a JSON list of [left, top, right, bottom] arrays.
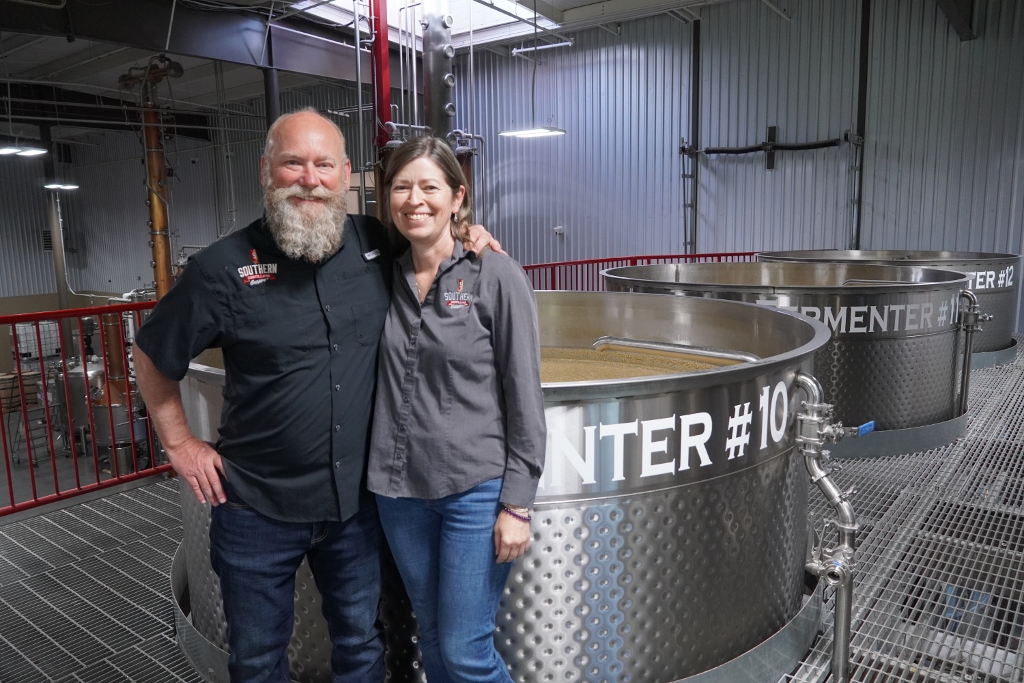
[[263, 107, 348, 160]]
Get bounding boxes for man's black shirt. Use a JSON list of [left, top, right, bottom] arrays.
[[135, 215, 393, 522]]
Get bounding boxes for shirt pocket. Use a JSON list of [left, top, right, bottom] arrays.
[[339, 262, 390, 347], [351, 298, 390, 346], [228, 287, 321, 372], [229, 287, 269, 328]]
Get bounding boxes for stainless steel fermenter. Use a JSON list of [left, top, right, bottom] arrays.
[[173, 291, 836, 683], [757, 250, 1020, 356], [604, 262, 971, 436]]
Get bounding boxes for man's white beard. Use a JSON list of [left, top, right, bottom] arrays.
[[264, 184, 348, 263]]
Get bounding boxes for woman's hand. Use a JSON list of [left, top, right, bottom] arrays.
[[494, 510, 531, 563]]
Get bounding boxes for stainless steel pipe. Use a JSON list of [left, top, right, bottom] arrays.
[[796, 373, 857, 683]]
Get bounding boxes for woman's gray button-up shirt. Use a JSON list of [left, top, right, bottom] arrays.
[[367, 241, 546, 508]]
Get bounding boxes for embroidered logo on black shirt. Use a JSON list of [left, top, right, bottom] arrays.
[[238, 249, 278, 285]]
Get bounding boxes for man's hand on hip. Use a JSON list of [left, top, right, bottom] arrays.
[[166, 436, 227, 506]]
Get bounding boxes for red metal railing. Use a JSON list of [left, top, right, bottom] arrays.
[[0, 252, 754, 516], [522, 252, 757, 291], [0, 301, 168, 516]]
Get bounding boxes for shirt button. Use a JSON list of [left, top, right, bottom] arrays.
[[325, 305, 331, 312], [335, 462, 341, 469], [333, 344, 338, 351], [403, 397, 409, 403], [410, 338, 417, 346], [398, 425, 405, 432], [335, 384, 341, 391], [335, 424, 341, 432]]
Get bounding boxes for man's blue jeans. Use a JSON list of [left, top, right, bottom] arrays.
[[209, 491, 385, 683], [376, 478, 514, 683]]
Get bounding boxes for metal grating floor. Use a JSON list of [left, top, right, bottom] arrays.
[[793, 339, 1024, 683], [0, 479, 199, 683], [2, 343, 1024, 682]]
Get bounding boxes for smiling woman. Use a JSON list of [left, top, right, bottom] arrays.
[[369, 135, 546, 683]]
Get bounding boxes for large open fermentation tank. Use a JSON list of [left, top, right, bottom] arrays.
[[604, 262, 974, 459], [172, 291, 846, 683], [757, 250, 1021, 366]]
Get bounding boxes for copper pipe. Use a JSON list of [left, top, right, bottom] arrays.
[[98, 313, 128, 405], [143, 97, 174, 299]]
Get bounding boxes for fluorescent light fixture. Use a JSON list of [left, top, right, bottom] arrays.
[[511, 41, 574, 56], [499, 126, 566, 138], [16, 147, 47, 156], [44, 183, 78, 190], [0, 146, 21, 155]]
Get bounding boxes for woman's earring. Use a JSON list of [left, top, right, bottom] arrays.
[[451, 212, 458, 225]]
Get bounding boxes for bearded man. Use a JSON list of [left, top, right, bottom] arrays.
[[134, 108, 499, 682]]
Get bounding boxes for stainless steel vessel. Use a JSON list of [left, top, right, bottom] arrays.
[[173, 292, 836, 683], [604, 263, 970, 435], [757, 250, 1020, 354]]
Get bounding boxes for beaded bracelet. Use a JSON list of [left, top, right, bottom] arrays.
[[500, 505, 532, 523]]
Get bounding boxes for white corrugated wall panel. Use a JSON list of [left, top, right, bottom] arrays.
[[861, 0, 1024, 254], [0, 157, 55, 297], [696, 0, 860, 253], [64, 131, 223, 294], [453, 16, 691, 265]]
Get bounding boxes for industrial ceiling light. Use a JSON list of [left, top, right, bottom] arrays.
[[44, 182, 78, 190], [499, 126, 565, 138], [498, 0, 566, 140], [0, 142, 47, 156]]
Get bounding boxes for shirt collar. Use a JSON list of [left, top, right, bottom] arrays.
[[398, 237, 477, 273]]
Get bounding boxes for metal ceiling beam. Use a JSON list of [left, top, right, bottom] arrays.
[[0, 0, 371, 82], [559, 0, 727, 29], [14, 44, 131, 79], [523, 0, 564, 24], [41, 46, 153, 83], [186, 70, 319, 107], [0, 32, 48, 58], [0, 82, 211, 139], [935, 0, 975, 41]]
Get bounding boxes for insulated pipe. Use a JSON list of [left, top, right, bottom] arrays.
[[39, 125, 75, 356], [262, 32, 281, 127], [142, 90, 174, 300], [957, 290, 986, 415], [370, 0, 393, 149], [796, 372, 857, 683]]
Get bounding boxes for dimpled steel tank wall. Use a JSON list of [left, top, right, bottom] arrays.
[[604, 262, 970, 436], [173, 291, 833, 683]]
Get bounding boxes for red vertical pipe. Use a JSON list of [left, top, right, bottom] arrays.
[[371, 0, 393, 149]]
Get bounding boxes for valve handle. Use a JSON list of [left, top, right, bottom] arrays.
[[844, 421, 875, 438]]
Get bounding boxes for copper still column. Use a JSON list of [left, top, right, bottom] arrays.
[[119, 56, 181, 300], [142, 95, 174, 300]]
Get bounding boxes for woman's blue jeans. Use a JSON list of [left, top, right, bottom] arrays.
[[376, 478, 514, 683], [209, 493, 385, 683]]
